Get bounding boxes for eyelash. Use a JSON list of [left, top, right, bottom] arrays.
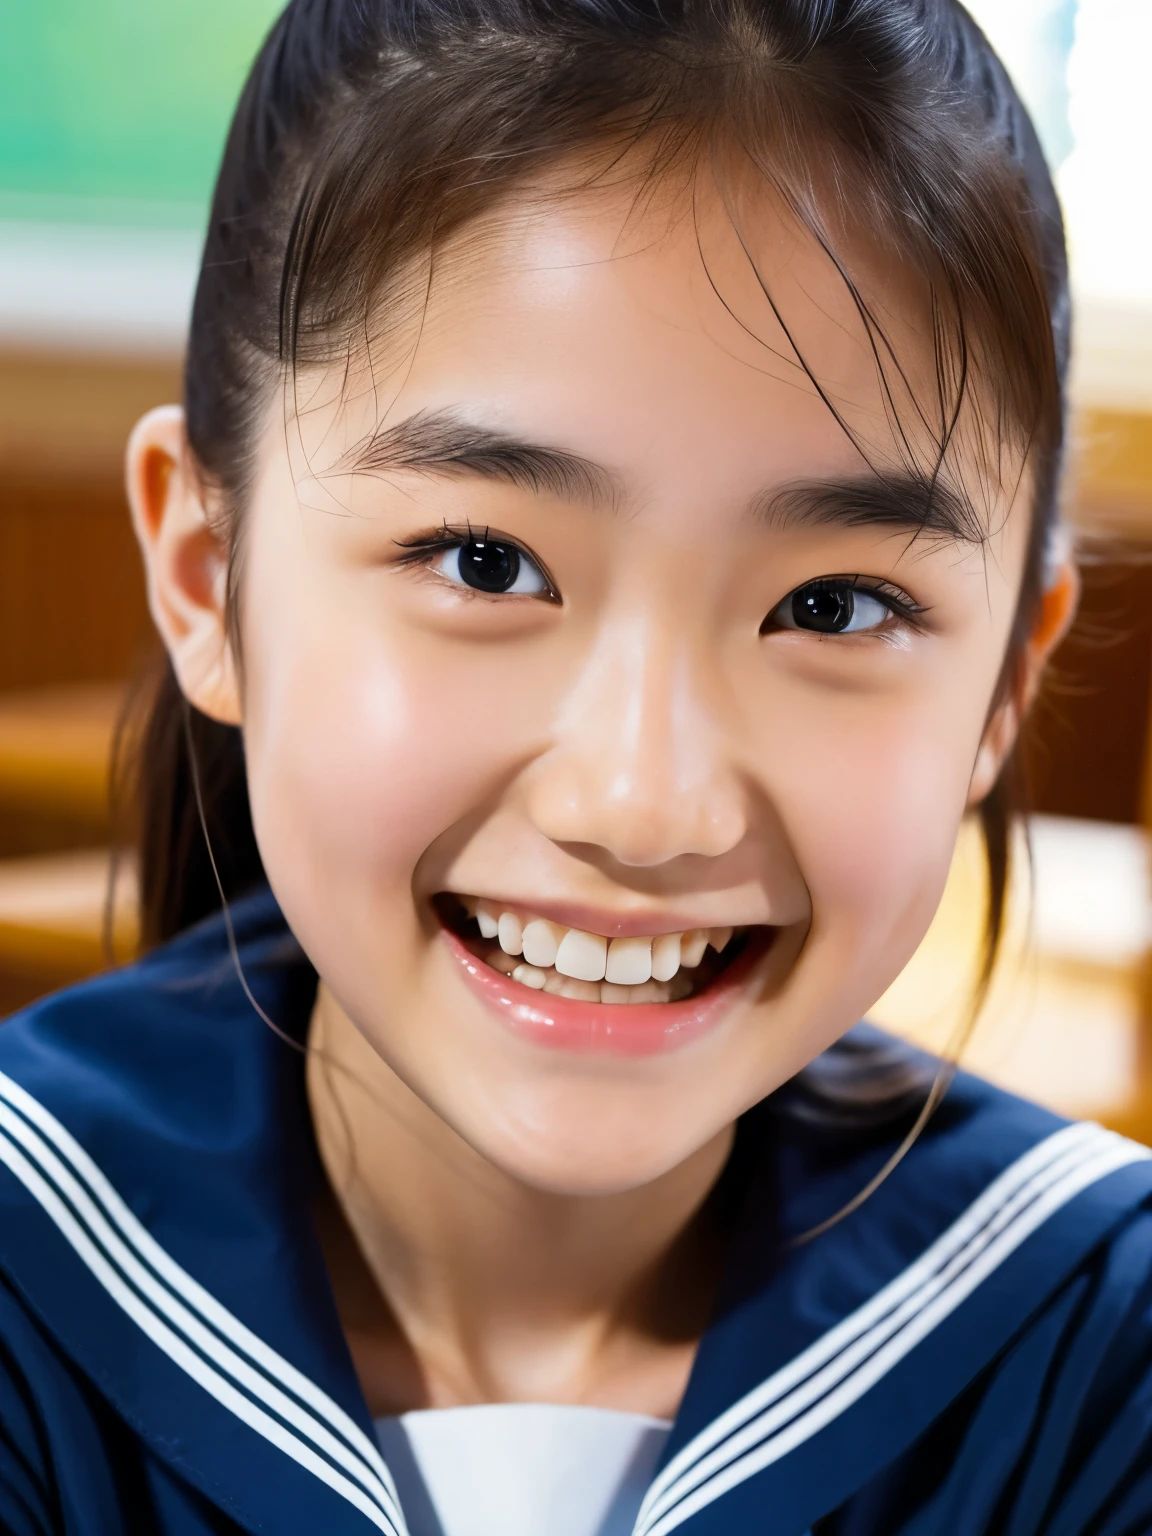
[[392, 522, 558, 600], [392, 521, 484, 564], [762, 575, 929, 638], [392, 531, 925, 636], [822, 576, 926, 626]]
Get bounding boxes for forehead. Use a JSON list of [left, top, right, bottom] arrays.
[[291, 163, 1014, 526]]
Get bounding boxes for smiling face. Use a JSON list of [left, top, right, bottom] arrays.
[[133, 166, 1056, 1196]]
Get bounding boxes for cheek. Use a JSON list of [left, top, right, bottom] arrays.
[[818, 716, 970, 893], [760, 665, 991, 965], [240, 595, 533, 904]]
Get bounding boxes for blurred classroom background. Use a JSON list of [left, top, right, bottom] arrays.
[[0, 1, 1150, 1130]]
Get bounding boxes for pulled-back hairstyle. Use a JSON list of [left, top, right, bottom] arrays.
[[131, 0, 1070, 1061]]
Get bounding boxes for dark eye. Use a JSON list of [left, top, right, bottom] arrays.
[[434, 537, 548, 595], [767, 580, 891, 635]]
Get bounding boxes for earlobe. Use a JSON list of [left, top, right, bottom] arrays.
[[126, 406, 242, 726]]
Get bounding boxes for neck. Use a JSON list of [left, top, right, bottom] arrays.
[[307, 984, 732, 1418]]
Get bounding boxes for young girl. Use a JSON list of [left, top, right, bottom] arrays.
[[1, 1, 1150, 1532]]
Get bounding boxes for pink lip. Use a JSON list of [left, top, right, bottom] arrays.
[[440, 926, 773, 1057]]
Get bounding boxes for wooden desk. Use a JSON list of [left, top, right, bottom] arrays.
[[1072, 407, 1152, 540], [0, 683, 124, 854], [0, 847, 136, 1013]]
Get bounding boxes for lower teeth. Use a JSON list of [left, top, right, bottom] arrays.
[[487, 948, 694, 1003]]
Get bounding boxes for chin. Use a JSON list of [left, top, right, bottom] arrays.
[[440, 1066, 740, 1197]]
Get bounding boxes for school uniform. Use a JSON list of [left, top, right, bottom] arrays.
[[0, 888, 1149, 1536]]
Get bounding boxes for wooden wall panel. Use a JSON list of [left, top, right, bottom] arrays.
[[0, 477, 151, 689], [1024, 554, 1152, 824], [0, 351, 181, 485], [1022, 409, 1152, 825], [0, 350, 171, 690]]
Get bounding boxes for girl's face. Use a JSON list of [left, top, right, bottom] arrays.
[[136, 174, 1067, 1195]]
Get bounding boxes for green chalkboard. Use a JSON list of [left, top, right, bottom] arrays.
[[0, 1, 283, 226]]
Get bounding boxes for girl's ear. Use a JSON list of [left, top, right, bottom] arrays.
[[968, 556, 1080, 805], [126, 405, 242, 726]]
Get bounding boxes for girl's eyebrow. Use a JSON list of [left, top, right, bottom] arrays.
[[339, 406, 987, 547], [336, 406, 621, 508], [753, 476, 989, 547]]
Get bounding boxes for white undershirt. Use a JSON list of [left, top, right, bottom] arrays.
[[375, 1403, 672, 1536]]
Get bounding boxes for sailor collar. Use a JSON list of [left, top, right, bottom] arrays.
[[0, 889, 1146, 1536]]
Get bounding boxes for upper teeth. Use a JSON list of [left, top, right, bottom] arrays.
[[469, 900, 734, 983]]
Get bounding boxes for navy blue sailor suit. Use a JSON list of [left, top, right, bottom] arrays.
[[0, 889, 1150, 1534]]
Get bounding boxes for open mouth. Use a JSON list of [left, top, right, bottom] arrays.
[[435, 895, 775, 1055], [440, 895, 750, 1004]]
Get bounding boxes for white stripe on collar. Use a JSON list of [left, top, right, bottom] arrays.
[[0, 1069, 408, 1536], [635, 1121, 1149, 1536]]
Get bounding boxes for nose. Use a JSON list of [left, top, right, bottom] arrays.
[[523, 614, 748, 867]]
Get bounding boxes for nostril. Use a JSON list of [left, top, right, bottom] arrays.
[[523, 753, 748, 866]]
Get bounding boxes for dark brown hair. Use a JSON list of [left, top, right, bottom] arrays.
[[130, 0, 1070, 1052]]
